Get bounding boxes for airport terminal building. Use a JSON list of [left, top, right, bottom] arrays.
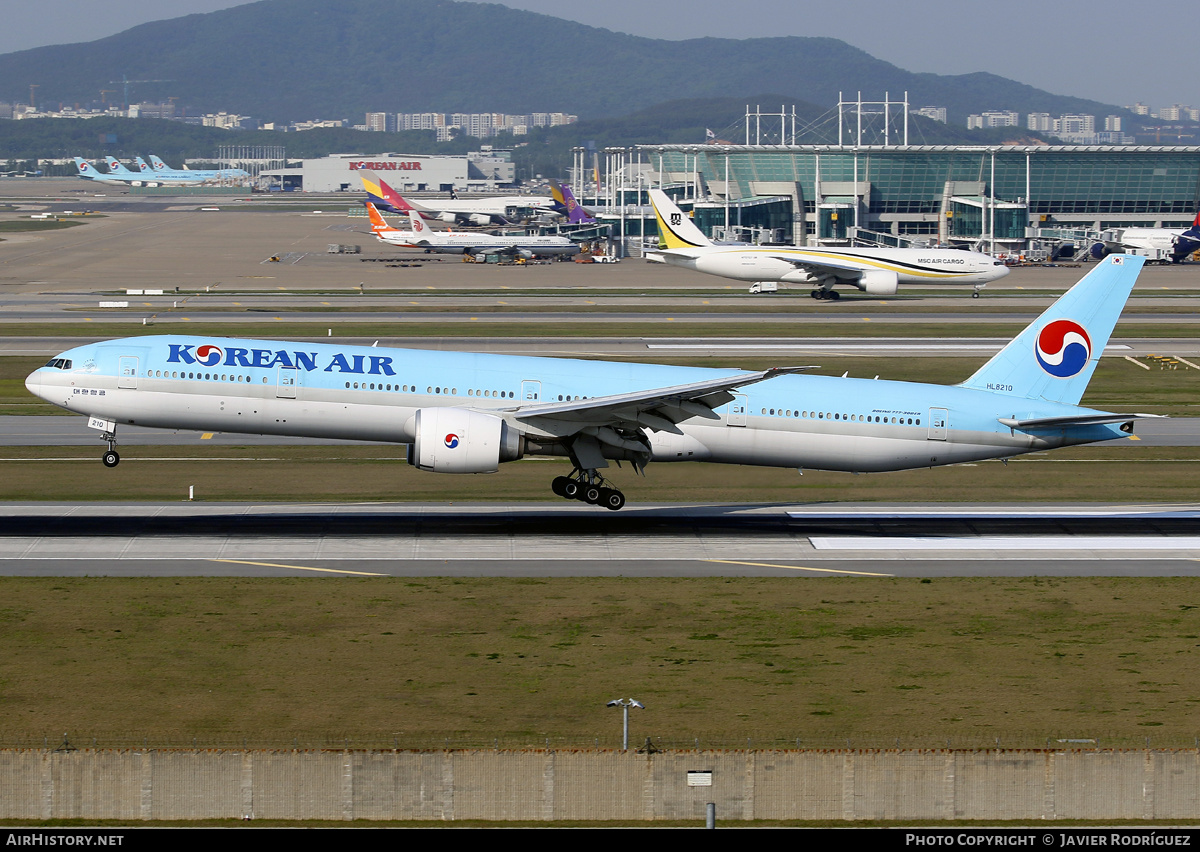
[[639, 144, 1200, 255]]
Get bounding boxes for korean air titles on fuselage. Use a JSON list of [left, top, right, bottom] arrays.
[[167, 343, 397, 376]]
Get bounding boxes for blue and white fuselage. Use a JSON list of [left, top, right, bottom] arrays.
[[24, 257, 1154, 509]]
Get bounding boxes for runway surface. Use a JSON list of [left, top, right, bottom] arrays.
[[1, 501, 1198, 578]]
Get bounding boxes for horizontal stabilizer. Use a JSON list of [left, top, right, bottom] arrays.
[[998, 413, 1165, 430]]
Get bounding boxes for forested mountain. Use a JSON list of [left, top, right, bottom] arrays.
[[0, 0, 1123, 125]]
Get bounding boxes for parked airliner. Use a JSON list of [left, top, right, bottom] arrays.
[[357, 170, 554, 225], [646, 189, 1009, 299], [1091, 212, 1200, 263], [24, 256, 1152, 511], [365, 202, 579, 259]]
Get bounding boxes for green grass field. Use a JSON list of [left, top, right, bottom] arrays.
[[2, 575, 1199, 751]]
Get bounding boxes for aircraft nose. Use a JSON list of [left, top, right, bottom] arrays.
[[990, 263, 1010, 280], [24, 370, 42, 400]]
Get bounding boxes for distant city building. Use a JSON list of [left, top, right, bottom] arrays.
[[913, 106, 947, 124], [967, 110, 1019, 129], [365, 112, 395, 133], [1027, 112, 1053, 132], [130, 102, 176, 120], [371, 111, 578, 140], [1104, 115, 1122, 132]]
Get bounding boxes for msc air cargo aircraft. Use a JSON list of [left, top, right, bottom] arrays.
[[25, 256, 1153, 511], [645, 189, 1010, 299]]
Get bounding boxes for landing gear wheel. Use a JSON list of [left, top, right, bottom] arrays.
[[102, 450, 120, 468], [972, 291, 981, 299], [561, 479, 581, 500], [583, 484, 602, 504], [599, 488, 626, 511], [829, 290, 840, 300], [551, 476, 570, 497], [810, 289, 821, 299]]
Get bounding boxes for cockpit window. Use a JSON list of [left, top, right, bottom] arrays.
[[43, 358, 72, 369]]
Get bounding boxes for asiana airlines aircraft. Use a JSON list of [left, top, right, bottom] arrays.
[[25, 256, 1153, 511]]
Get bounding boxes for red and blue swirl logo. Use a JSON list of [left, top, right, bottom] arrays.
[[1035, 320, 1091, 378], [444, 433, 460, 449], [196, 344, 224, 367]]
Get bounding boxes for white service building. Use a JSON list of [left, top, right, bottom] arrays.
[[290, 153, 468, 193]]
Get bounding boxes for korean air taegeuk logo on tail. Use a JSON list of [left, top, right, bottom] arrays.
[[1034, 320, 1091, 378]]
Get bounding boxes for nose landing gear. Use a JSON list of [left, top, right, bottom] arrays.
[[551, 469, 626, 510], [100, 428, 120, 467]]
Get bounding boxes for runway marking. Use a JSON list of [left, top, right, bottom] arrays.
[[705, 559, 893, 577], [809, 537, 1200, 551], [212, 558, 386, 576]]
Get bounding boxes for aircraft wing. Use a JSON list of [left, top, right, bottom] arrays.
[[766, 253, 872, 279], [509, 366, 815, 438]]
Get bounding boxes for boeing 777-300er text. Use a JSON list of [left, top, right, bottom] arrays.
[[365, 202, 579, 259], [646, 189, 1009, 299], [25, 256, 1153, 511]]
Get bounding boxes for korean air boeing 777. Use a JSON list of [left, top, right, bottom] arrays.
[[24, 256, 1153, 510]]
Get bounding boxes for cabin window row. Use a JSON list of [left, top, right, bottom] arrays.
[[152, 370, 263, 382], [341, 383, 518, 399], [760, 408, 920, 426]]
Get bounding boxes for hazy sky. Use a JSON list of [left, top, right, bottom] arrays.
[[2, 0, 1189, 109]]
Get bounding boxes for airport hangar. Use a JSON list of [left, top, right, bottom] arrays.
[[613, 144, 1200, 256], [261, 151, 516, 193]]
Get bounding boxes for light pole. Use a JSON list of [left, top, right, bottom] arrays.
[[606, 698, 643, 751]]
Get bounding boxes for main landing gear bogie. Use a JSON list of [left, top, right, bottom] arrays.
[[551, 472, 626, 511], [810, 288, 840, 300]]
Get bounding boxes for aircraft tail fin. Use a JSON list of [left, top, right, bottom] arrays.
[[135, 157, 151, 173], [406, 210, 432, 237], [648, 189, 712, 250], [149, 155, 168, 171], [550, 180, 595, 224], [73, 157, 95, 175], [364, 202, 397, 235], [959, 254, 1145, 405]]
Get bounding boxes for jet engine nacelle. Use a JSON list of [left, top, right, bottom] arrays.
[[437, 212, 457, 223], [467, 213, 492, 226], [406, 407, 524, 473], [1091, 242, 1111, 260], [855, 269, 899, 296]]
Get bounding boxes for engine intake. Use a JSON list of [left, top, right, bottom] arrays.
[[855, 269, 899, 296], [407, 407, 524, 473]]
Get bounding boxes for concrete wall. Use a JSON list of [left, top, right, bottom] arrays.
[[2, 749, 1199, 822]]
